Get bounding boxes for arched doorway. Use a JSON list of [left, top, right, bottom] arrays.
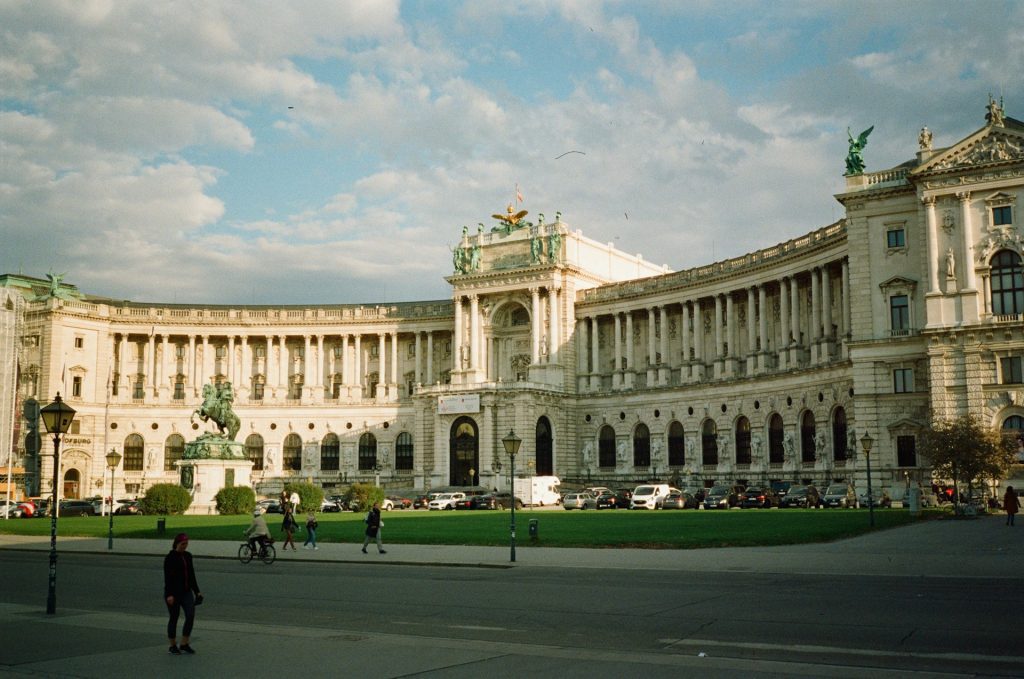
[[535, 417, 553, 475], [449, 417, 479, 486], [63, 468, 81, 499]]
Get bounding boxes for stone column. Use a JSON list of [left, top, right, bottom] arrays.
[[415, 332, 422, 385], [925, 196, 940, 293], [240, 336, 250, 393], [692, 300, 705, 380], [789, 275, 800, 365], [548, 287, 559, 364], [658, 306, 669, 385], [625, 311, 634, 388], [187, 335, 196, 396], [353, 334, 362, 395], [199, 336, 209, 391], [340, 335, 349, 386], [453, 295, 463, 373], [119, 334, 130, 396], [841, 259, 851, 339], [278, 335, 289, 392], [426, 331, 434, 384], [822, 266, 833, 358], [226, 335, 235, 384], [778, 279, 789, 369], [811, 268, 821, 345], [470, 294, 481, 372], [647, 307, 657, 384], [391, 331, 399, 398], [747, 287, 757, 373], [590, 316, 601, 391], [757, 285, 768, 371], [725, 294, 736, 376], [681, 302, 691, 380], [378, 334, 387, 397], [613, 312, 622, 389], [714, 294, 724, 377], [144, 335, 155, 391], [316, 335, 325, 390], [265, 336, 273, 394], [530, 288, 541, 365]]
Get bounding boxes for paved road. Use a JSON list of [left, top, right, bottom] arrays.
[[1, 515, 1021, 678]]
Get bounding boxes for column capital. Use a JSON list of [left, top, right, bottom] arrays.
[[921, 195, 937, 206], [957, 190, 971, 202]]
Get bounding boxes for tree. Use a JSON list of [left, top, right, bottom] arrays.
[[282, 481, 324, 513], [918, 416, 1017, 514]]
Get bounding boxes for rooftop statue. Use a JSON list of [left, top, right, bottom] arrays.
[[491, 203, 529, 235], [918, 126, 933, 151], [986, 94, 1005, 127], [845, 125, 874, 175], [191, 382, 241, 441]]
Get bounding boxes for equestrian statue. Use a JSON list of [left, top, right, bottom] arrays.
[[191, 381, 241, 441]]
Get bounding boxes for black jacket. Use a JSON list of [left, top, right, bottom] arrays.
[[163, 550, 200, 598]]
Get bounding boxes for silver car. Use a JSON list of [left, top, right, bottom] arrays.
[[562, 492, 598, 510]]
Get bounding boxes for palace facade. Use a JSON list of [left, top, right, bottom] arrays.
[[4, 100, 1024, 504]]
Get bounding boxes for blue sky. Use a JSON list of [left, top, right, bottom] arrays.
[[2, 0, 1022, 304]]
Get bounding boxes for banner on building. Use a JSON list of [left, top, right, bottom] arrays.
[[438, 394, 481, 415]]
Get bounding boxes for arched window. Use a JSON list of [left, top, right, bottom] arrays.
[[395, 432, 414, 470], [800, 412, 816, 463], [667, 421, 685, 466], [164, 434, 185, 472], [598, 425, 616, 468], [768, 414, 785, 464], [832, 407, 848, 461], [1002, 415, 1024, 463], [535, 416, 553, 476], [246, 434, 264, 471], [358, 433, 377, 470], [991, 250, 1024, 315], [735, 417, 751, 464], [282, 433, 302, 470], [123, 434, 144, 471], [701, 420, 718, 466], [633, 423, 651, 467], [320, 433, 340, 471]]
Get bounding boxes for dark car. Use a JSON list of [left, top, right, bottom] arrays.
[[661, 491, 699, 509], [822, 483, 857, 508], [470, 492, 522, 510], [596, 491, 631, 509], [412, 494, 431, 509], [60, 500, 97, 517], [739, 486, 779, 508], [770, 480, 798, 499], [703, 485, 741, 509], [453, 496, 475, 510], [780, 485, 821, 508], [114, 500, 143, 515]]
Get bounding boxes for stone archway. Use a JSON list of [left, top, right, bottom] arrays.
[[449, 416, 479, 486], [62, 468, 81, 499]]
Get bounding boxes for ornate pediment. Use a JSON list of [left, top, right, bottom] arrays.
[[913, 119, 1024, 176]]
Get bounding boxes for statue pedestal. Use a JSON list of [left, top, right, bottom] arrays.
[[178, 435, 253, 515]]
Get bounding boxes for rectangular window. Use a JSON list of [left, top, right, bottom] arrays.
[[253, 382, 264, 400], [893, 368, 913, 393], [215, 345, 226, 358], [890, 295, 910, 331], [72, 376, 82, 397], [896, 435, 917, 467], [74, 336, 84, 349], [1001, 357, 1024, 384], [176, 345, 185, 358], [255, 346, 266, 358], [69, 421, 81, 435], [370, 345, 379, 357], [408, 343, 416, 357], [993, 205, 1012, 226], [173, 381, 185, 399], [133, 381, 144, 399], [886, 228, 905, 248]]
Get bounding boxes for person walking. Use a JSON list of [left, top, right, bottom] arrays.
[[1004, 486, 1020, 526], [281, 506, 298, 551], [303, 511, 319, 550], [362, 501, 386, 554], [163, 533, 202, 655]]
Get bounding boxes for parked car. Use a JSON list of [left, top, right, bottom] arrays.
[[739, 486, 779, 508], [257, 499, 285, 514], [595, 490, 631, 509], [822, 483, 857, 508], [0, 500, 23, 518], [680, 486, 707, 503], [770, 480, 799, 499], [703, 485, 742, 509], [428, 492, 466, 510], [380, 497, 395, 511], [582, 486, 611, 499], [661, 491, 699, 509], [562, 492, 598, 510], [114, 500, 143, 515], [453, 496, 475, 510], [780, 485, 821, 508], [60, 500, 97, 516], [319, 498, 342, 513], [412, 494, 431, 509], [387, 495, 413, 510], [470, 492, 522, 510], [630, 484, 672, 509]]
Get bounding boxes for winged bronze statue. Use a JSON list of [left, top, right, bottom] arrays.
[[845, 125, 874, 175], [492, 203, 528, 227]]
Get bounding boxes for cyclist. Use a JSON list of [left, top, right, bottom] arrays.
[[244, 507, 272, 555]]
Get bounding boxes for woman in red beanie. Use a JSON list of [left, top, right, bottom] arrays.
[[163, 533, 202, 654]]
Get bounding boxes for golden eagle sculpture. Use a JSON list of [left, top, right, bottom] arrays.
[[492, 203, 528, 228]]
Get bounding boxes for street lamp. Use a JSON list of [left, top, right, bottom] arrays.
[[39, 393, 76, 615], [502, 429, 522, 563], [860, 431, 874, 527], [105, 449, 122, 550]]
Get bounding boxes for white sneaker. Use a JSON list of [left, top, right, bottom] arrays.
[[313, 546, 319, 550]]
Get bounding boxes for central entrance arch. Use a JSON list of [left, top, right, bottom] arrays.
[[449, 416, 479, 486]]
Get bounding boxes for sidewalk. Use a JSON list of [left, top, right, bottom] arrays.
[[2, 513, 1020, 577]]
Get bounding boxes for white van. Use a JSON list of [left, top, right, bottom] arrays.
[[630, 484, 671, 509]]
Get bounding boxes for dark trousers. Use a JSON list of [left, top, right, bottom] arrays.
[[166, 590, 196, 639]]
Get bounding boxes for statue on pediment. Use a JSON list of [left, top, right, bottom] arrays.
[[918, 126, 933, 151], [986, 94, 1005, 127], [845, 126, 874, 175]]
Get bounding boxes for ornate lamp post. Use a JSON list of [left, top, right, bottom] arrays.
[[502, 429, 522, 563], [860, 432, 874, 527], [39, 393, 76, 615], [105, 449, 122, 550]]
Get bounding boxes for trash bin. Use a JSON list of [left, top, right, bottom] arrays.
[[528, 519, 539, 540], [157, 518, 166, 535], [907, 486, 921, 516]]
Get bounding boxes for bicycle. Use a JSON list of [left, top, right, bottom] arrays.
[[238, 539, 276, 565]]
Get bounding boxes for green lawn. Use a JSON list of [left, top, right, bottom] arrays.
[[0, 507, 943, 549]]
